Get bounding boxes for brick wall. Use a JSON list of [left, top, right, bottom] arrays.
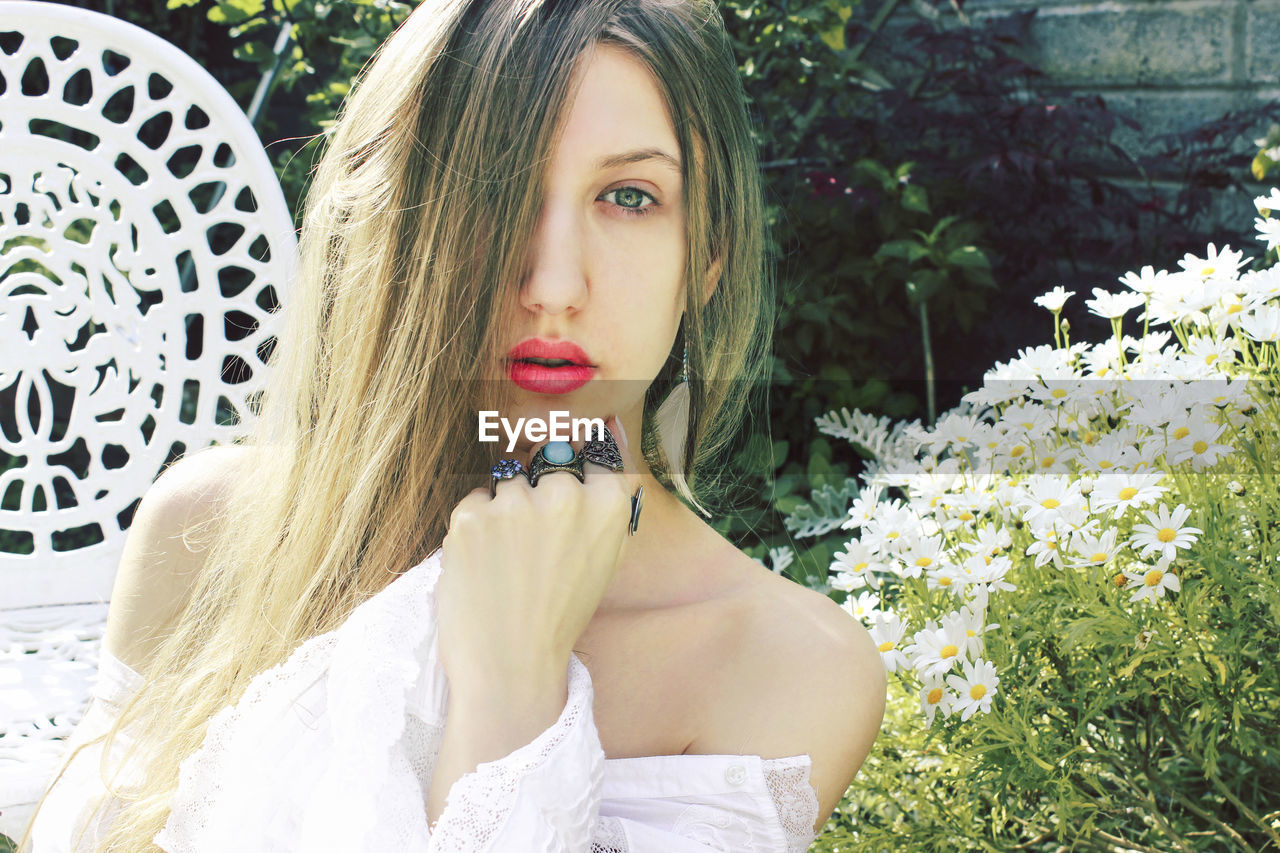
[[965, 0, 1276, 144], [953, 0, 1279, 226]]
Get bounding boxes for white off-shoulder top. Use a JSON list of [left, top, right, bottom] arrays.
[[28, 549, 820, 852]]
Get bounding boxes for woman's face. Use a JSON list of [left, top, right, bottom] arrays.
[[501, 42, 688, 434]]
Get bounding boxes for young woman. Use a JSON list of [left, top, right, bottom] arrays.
[[25, 1, 884, 850]]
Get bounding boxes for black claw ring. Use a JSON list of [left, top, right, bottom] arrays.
[[629, 485, 644, 536], [582, 427, 624, 471], [490, 458, 526, 497]]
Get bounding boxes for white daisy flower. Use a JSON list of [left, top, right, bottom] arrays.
[[1256, 216, 1280, 252], [1241, 304, 1280, 342], [1124, 555, 1182, 603], [841, 590, 881, 622], [905, 622, 970, 678], [946, 657, 1000, 721], [1253, 188, 1280, 216], [1091, 470, 1167, 516], [900, 533, 946, 579], [830, 539, 880, 591], [919, 674, 953, 725], [1075, 430, 1141, 473], [1068, 526, 1122, 567], [1184, 335, 1237, 371], [1117, 265, 1168, 295], [1025, 525, 1067, 569], [926, 563, 966, 594], [842, 486, 887, 530], [942, 605, 995, 660], [1176, 243, 1248, 281], [959, 523, 1012, 559], [1129, 504, 1202, 561], [1033, 286, 1075, 312], [961, 553, 1017, 594], [1017, 475, 1085, 529], [1085, 287, 1146, 321], [1166, 418, 1232, 471], [867, 610, 910, 673]]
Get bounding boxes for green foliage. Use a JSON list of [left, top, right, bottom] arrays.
[[1256, 124, 1280, 182]]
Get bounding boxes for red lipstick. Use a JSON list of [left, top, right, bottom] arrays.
[[506, 338, 596, 394]]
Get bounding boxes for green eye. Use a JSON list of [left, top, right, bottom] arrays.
[[601, 186, 657, 216], [615, 187, 646, 208]]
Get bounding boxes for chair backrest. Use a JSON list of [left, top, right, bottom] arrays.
[[0, 2, 296, 609]]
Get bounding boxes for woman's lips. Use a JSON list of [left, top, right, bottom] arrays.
[[506, 338, 596, 394]]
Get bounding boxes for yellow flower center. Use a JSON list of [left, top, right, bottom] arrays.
[[959, 511, 974, 522], [1041, 498, 1060, 509], [1157, 527, 1177, 543], [887, 531, 900, 540], [1201, 266, 1215, 276], [930, 496, 940, 507], [940, 644, 959, 659], [938, 577, 952, 587], [1193, 440, 1208, 454], [1113, 572, 1127, 587], [969, 684, 987, 701], [1083, 431, 1099, 444], [966, 629, 977, 637], [1091, 552, 1109, 562], [1172, 426, 1190, 440], [853, 562, 868, 571], [1228, 303, 1243, 314], [1011, 445, 1026, 457], [1098, 460, 1113, 469], [1040, 457, 1055, 468], [1119, 487, 1138, 500], [1051, 388, 1067, 398], [1144, 569, 1164, 587], [878, 641, 895, 653], [1206, 354, 1218, 364], [927, 688, 943, 705], [916, 557, 933, 568], [983, 555, 992, 565]]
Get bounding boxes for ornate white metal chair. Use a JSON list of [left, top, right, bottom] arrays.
[[0, 2, 295, 837]]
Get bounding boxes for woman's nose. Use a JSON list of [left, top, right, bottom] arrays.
[[519, 201, 588, 316]]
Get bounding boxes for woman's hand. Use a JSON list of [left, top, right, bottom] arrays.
[[436, 414, 636, 694], [427, 416, 636, 824]]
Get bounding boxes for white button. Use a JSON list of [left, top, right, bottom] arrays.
[[724, 764, 747, 786]]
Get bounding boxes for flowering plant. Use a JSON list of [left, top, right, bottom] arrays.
[[802, 193, 1280, 849]]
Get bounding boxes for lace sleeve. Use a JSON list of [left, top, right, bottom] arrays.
[[27, 651, 147, 852], [427, 653, 605, 852]]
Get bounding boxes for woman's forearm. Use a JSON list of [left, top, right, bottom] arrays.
[[425, 662, 570, 827]]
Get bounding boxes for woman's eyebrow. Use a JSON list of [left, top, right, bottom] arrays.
[[595, 147, 681, 174]]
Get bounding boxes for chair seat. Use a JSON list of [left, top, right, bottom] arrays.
[[0, 604, 107, 839]]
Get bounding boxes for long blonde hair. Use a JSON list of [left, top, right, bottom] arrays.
[[23, 1, 770, 849]]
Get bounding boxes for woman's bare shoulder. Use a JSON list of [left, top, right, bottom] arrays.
[[103, 445, 255, 675], [699, 547, 887, 831]]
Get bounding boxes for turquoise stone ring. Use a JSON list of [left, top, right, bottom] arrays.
[[527, 441, 586, 486], [542, 441, 575, 465]]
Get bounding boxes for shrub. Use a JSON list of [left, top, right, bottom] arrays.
[[806, 193, 1280, 850]]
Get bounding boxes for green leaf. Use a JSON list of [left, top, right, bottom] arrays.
[[901, 183, 930, 214], [167, 0, 202, 7], [946, 245, 991, 270], [875, 239, 929, 264]]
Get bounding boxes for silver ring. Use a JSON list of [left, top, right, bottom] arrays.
[[582, 426, 624, 471], [490, 458, 526, 497], [527, 441, 585, 487]]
